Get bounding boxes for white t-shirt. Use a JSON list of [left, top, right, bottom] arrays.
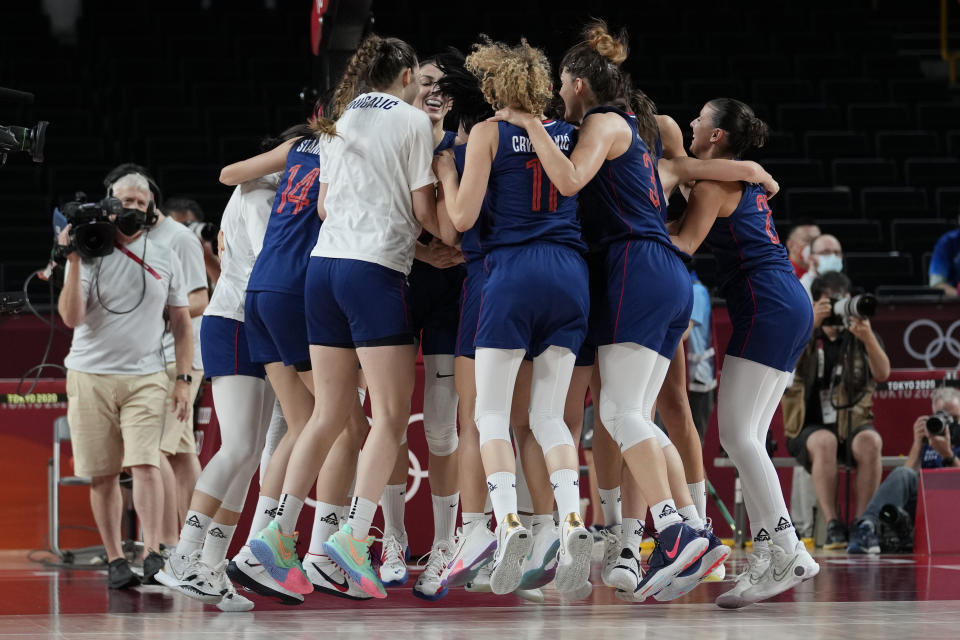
[[64, 235, 188, 375], [150, 216, 207, 369], [311, 92, 436, 275], [205, 174, 279, 322]]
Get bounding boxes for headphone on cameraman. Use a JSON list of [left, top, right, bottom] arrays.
[[103, 163, 162, 230]]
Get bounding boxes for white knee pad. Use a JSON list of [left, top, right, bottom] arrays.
[[610, 411, 659, 452], [476, 411, 512, 446], [422, 354, 460, 456], [529, 413, 575, 454], [654, 425, 672, 449]]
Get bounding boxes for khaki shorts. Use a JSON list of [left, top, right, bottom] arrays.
[[160, 364, 204, 455], [65, 369, 168, 477]]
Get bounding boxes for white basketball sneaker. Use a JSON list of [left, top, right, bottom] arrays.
[[489, 513, 532, 595], [598, 525, 622, 587], [554, 513, 593, 593], [378, 531, 410, 587], [413, 540, 453, 601], [715, 546, 773, 609]]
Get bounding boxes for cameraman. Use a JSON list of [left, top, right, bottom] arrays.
[[858, 388, 960, 550], [58, 201, 192, 589], [106, 170, 208, 551], [782, 271, 890, 553]]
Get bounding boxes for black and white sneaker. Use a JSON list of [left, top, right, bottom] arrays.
[[155, 549, 223, 604], [108, 558, 141, 590], [605, 547, 643, 592], [226, 545, 305, 605]]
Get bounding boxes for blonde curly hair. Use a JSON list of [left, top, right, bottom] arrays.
[[465, 37, 552, 115]]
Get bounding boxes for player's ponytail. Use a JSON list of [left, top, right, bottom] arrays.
[[311, 34, 417, 137], [436, 48, 494, 134], [630, 88, 660, 153], [707, 98, 770, 158], [583, 20, 628, 65], [466, 36, 552, 115]]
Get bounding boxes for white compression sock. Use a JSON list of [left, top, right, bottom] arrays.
[[652, 499, 683, 531], [308, 501, 345, 555], [246, 496, 279, 542], [347, 496, 378, 539], [598, 487, 622, 526], [176, 510, 211, 556], [432, 493, 459, 543], [623, 517, 645, 551], [486, 472, 518, 524], [275, 494, 305, 536], [462, 512, 487, 530], [678, 504, 705, 531], [200, 522, 236, 567], [380, 484, 406, 537], [550, 469, 582, 518], [718, 356, 797, 552], [688, 480, 707, 523]]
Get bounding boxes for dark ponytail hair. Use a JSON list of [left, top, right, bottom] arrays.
[[435, 48, 494, 134], [707, 98, 769, 158], [312, 34, 418, 137], [560, 20, 658, 150]]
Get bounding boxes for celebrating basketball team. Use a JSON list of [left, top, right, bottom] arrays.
[[156, 20, 819, 611]]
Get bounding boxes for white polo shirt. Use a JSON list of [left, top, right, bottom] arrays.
[[311, 92, 436, 275], [64, 235, 188, 375], [150, 216, 207, 369], [205, 174, 279, 322]]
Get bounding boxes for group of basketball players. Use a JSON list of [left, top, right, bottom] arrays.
[[154, 20, 820, 612]]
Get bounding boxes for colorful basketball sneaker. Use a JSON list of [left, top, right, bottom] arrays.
[[248, 521, 313, 595], [518, 521, 559, 590], [226, 544, 305, 605], [413, 540, 453, 601], [303, 551, 373, 601], [323, 525, 386, 599], [633, 522, 708, 601], [654, 525, 731, 601], [442, 523, 496, 588]]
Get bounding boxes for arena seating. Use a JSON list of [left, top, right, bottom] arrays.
[[0, 0, 957, 298]]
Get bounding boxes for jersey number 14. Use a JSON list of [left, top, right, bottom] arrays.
[[277, 164, 321, 216]]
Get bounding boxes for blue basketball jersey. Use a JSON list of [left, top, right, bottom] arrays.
[[435, 130, 457, 154], [704, 181, 792, 288], [478, 120, 584, 252], [247, 136, 325, 296], [454, 143, 487, 264], [578, 106, 679, 256]]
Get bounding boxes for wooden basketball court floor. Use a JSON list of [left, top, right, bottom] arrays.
[[2, 549, 959, 639]]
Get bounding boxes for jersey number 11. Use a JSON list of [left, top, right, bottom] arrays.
[[525, 158, 558, 213]]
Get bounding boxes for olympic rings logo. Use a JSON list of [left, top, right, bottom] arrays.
[[903, 319, 960, 369]]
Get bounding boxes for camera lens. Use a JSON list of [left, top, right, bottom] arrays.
[[926, 414, 946, 436], [851, 293, 878, 319]]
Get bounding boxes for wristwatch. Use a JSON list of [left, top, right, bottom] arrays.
[[175, 374, 193, 384]]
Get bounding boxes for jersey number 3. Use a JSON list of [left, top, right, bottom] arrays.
[[525, 158, 558, 212], [277, 164, 321, 216], [756, 194, 780, 244]]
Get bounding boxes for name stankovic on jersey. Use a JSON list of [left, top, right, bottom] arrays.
[[346, 94, 400, 112], [511, 132, 571, 153], [295, 136, 326, 156]]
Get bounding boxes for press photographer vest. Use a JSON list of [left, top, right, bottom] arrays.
[[782, 329, 876, 441]]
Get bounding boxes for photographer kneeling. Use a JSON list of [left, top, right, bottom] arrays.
[[57, 198, 193, 589], [858, 388, 960, 552], [782, 272, 890, 553]]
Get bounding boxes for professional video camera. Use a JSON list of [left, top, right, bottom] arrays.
[[823, 293, 878, 327], [0, 121, 48, 165], [59, 195, 124, 259], [926, 410, 959, 437]]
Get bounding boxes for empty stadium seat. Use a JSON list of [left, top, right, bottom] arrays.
[[875, 131, 940, 158], [916, 103, 960, 131], [804, 131, 870, 159], [752, 79, 816, 104], [785, 188, 854, 219], [681, 79, 746, 105], [861, 187, 931, 220], [890, 218, 956, 254], [844, 252, 917, 291], [888, 79, 950, 102], [794, 54, 861, 78], [847, 103, 912, 131], [905, 158, 960, 191], [761, 159, 826, 187], [778, 104, 843, 132], [815, 219, 883, 251], [820, 78, 885, 104], [832, 158, 898, 189], [935, 188, 960, 217]]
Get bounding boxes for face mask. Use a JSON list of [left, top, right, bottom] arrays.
[[115, 208, 145, 236], [817, 254, 843, 274]]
